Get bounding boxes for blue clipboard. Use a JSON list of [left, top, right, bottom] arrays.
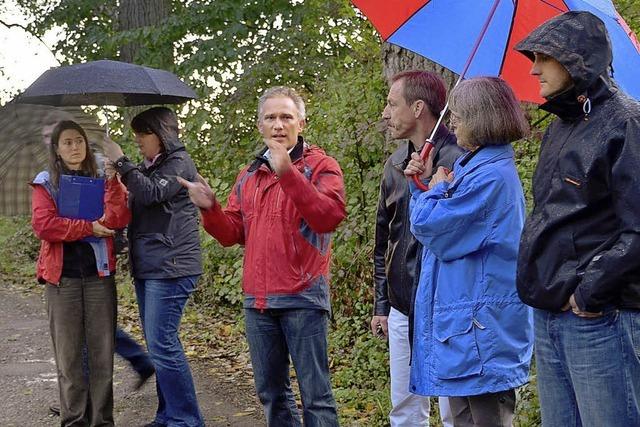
[[57, 175, 105, 221]]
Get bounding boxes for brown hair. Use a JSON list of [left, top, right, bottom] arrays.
[[448, 77, 529, 147], [390, 70, 447, 118], [47, 120, 98, 187]]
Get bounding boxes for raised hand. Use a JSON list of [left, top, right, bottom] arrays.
[[176, 174, 216, 209], [404, 147, 435, 179], [102, 136, 124, 161], [429, 166, 454, 188], [104, 160, 117, 180], [264, 138, 292, 177]]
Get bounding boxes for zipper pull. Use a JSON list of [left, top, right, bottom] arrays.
[[472, 318, 486, 330]]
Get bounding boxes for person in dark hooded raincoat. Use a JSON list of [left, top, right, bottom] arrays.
[[102, 107, 204, 427], [515, 11, 640, 427]]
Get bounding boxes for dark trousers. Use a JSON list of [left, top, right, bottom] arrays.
[[449, 389, 516, 427], [46, 275, 117, 427], [115, 328, 154, 376]]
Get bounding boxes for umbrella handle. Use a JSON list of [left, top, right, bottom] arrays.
[[411, 142, 434, 191]]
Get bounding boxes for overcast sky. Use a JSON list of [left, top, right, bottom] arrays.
[[0, 0, 59, 104]]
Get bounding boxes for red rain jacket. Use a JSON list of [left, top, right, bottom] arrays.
[[31, 176, 130, 285], [201, 141, 346, 310]]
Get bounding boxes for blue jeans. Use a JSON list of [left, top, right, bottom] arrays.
[[244, 308, 339, 427], [135, 276, 203, 427], [534, 308, 640, 427]]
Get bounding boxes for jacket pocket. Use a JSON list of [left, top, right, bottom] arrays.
[[433, 309, 483, 379], [132, 233, 175, 275]]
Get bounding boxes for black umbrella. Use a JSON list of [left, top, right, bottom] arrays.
[[16, 60, 197, 106]]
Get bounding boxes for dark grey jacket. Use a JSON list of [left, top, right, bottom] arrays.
[[515, 11, 640, 312], [374, 125, 462, 316], [115, 113, 202, 280]]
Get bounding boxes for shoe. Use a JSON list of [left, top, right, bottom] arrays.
[[49, 403, 60, 416], [134, 366, 155, 391]]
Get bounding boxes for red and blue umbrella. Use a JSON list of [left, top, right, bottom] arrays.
[[353, 0, 640, 190], [352, 0, 640, 104]]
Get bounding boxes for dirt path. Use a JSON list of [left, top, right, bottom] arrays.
[[0, 284, 265, 427]]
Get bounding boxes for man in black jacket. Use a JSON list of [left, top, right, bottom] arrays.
[[372, 70, 462, 426], [515, 11, 640, 427]]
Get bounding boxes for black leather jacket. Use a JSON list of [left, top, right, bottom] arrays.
[[516, 12, 640, 312], [373, 125, 462, 316]]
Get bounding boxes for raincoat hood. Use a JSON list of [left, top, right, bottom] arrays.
[[133, 107, 184, 154], [515, 11, 613, 98]]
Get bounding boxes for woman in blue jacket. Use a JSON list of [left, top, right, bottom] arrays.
[[405, 77, 534, 426]]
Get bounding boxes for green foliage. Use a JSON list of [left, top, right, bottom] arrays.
[[0, 216, 39, 286], [194, 234, 245, 308], [10, 0, 639, 425], [616, 0, 640, 34]]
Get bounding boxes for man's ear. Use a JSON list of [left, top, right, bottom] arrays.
[[414, 100, 425, 118], [298, 118, 306, 133]]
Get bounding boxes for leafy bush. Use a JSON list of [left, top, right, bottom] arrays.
[[11, 0, 640, 424]]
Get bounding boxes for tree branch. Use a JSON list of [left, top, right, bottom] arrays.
[[0, 18, 59, 64]]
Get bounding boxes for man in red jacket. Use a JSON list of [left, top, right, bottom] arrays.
[[178, 86, 345, 426]]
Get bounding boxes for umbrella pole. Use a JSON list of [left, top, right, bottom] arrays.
[[413, 0, 503, 191], [105, 112, 110, 137]]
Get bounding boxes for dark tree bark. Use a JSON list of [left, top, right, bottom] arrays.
[[118, 0, 172, 66], [117, 0, 172, 121], [381, 43, 458, 92]]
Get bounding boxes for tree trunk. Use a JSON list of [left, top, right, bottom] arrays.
[[118, 0, 172, 66], [117, 0, 172, 124], [381, 43, 458, 91]]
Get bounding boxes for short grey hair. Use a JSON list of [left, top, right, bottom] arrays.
[[449, 77, 529, 147], [257, 86, 306, 120]]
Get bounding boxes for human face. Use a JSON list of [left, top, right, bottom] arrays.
[[134, 131, 163, 160], [42, 123, 57, 145], [382, 79, 421, 141], [531, 52, 573, 98], [450, 110, 472, 151], [56, 129, 87, 170], [258, 96, 305, 150]]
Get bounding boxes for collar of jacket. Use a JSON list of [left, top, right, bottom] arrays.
[[391, 124, 452, 170], [138, 144, 188, 172], [540, 75, 618, 122], [249, 135, 306, 173], [140, 151, 168, 172], [451, 144, 514, 184]]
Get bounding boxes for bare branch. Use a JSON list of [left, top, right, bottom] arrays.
[[0, 18, 59, 64]]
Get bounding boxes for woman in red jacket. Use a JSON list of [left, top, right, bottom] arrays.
[[31, 120, 130, 427]]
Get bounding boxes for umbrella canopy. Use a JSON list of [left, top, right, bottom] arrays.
[[16, 60, 197, 106], [352, 0, 640, 103], [0, 103, 105, 215]]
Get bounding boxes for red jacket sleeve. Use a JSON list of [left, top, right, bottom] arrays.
[[31, 185, 93, 242], [278, 156, 346, 233], [200, 171, 246, 247], [101, 177, 130, 229]]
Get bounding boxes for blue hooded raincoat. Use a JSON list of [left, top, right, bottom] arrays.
[[409, 144, 533, 397]]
